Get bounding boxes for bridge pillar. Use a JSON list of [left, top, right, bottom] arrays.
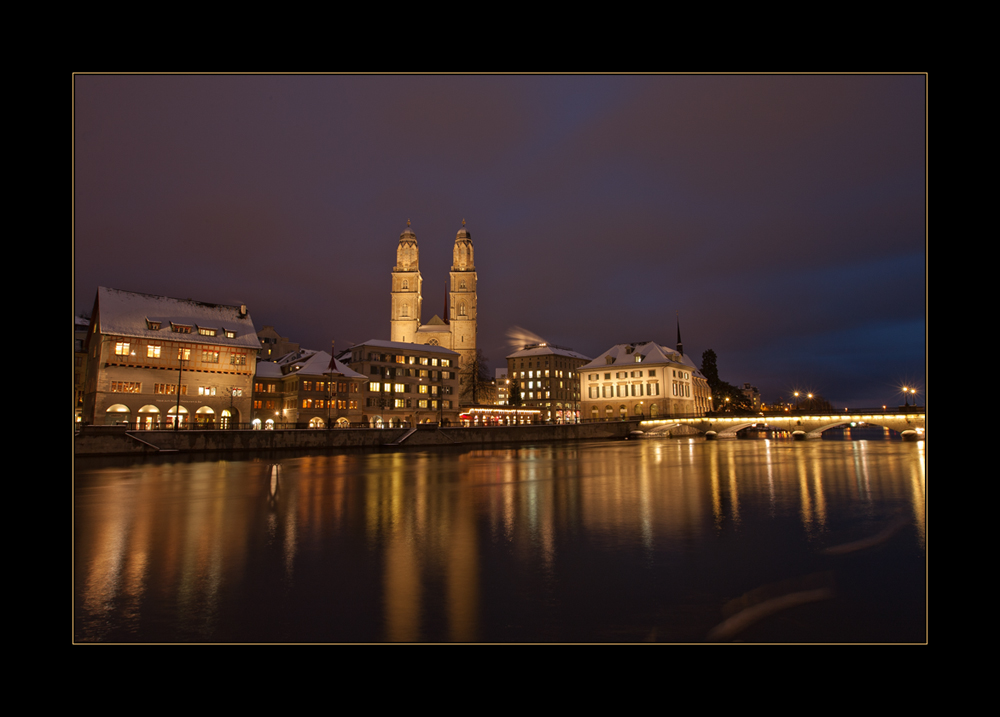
[[793, 430, 807, 441], [705, 431, 718, 441]]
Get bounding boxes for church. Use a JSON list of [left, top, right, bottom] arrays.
[[390, 220, 478, 369]]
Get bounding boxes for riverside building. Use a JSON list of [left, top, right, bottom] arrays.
[[346, 339, 461, 427], [252, 347, 366, 429], [506, 343, 591, 424], [579, 341, 712, 420], [81, 287, 259, 428]]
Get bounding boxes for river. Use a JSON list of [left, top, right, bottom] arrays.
[[74, 436, 926, 643]]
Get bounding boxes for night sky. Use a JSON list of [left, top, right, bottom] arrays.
[[73, 74, 926, 408]]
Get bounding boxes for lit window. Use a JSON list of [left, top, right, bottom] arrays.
[[178, 348, 191, 361], [202, 350, 220, 363], [198, 327, 217, 337], [147, 345, 161, 358], [114, 341, 130, 356]]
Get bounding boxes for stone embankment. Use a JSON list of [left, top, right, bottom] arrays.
[[74, 421, 639, 457]]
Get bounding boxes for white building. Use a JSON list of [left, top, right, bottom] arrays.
[[82, 287, 259, 428], [579, 341, 712, 420]]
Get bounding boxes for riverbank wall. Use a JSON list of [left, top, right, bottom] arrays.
[[74, 421, 640, 457]]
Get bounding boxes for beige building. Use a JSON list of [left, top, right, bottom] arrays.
[[390, 219, 477, 369], [506, 343, 591, 423], [82, 287, 259, 428], [346, 339, 461, 426], [579, 341, 712, 420]]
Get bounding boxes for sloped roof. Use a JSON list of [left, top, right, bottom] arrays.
[[506, 344, 591, 361], [94, 287, 260, 350], [351, 339, 459, 356], [262, 348, 366, 380], [579, 341, 704, 377]]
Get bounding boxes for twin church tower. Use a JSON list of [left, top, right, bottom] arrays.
[[390, 219, 477, 368]]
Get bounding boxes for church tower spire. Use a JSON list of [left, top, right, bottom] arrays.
[[450, 219, 477, 367], [391, 219, 422, 344]]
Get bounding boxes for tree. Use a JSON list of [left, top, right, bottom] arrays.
[[460, 349, 496, 406], [701, 349, 720, 386], [508, 372, 522, 407], [701, 348, 754, 413]]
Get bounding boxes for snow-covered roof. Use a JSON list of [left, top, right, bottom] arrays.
[[579, 341, 704, 377], [94, 287, 260, 350], [506, 343, 591, 361], [259, 348, 366, 380], [350, 339, 459, 356]]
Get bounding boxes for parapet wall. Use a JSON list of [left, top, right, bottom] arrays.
[[74, 421, 638, 456]]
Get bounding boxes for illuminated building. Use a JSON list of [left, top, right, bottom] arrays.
[[506, 343, 591, 423], [579, 341, 712, 420], [390, 219, 477, 369], [81, 287, 259, 428], [252, 347, 365, 429], [346, 339, 461, 427]]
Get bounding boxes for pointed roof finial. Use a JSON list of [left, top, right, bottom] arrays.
[[462, 218, 466, 226], [407, 218, 411, 227]]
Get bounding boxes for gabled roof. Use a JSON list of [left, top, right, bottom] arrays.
[[93, 287, 260, 350], [258, 349, 366, 380]]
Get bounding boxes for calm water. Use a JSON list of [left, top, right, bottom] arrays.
[[74, 437, 926, 643]]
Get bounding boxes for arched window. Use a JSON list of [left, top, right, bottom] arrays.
[[402, 279, 409, 290], [401, 304, 409, 318], [458, 301, 467, 317]]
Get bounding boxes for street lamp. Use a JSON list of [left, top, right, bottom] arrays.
[[174, 355, 188, 430]]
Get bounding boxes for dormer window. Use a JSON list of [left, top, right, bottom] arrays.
[[146, 319, 161, 330], [224, 329, 236, 339], [605, 356, 615, 364], [635, 355, 643, 363], [171, 323, 192, 334], [198, 327, 217, 337]]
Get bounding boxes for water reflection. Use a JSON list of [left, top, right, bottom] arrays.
[[76, 439, 926, 642]]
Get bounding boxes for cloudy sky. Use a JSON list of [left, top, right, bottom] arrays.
[[73, 74, 926, 408]]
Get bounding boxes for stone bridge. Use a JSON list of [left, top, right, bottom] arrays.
[[637, 409, 926, 441]]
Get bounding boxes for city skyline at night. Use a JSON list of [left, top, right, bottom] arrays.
[[73, 73, 926, 408]]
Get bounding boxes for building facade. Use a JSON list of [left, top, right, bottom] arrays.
[[506, 343, 590, 423], [256, 326, 300, 361], [75, 315, 90, 425], [390, 220, 477, 369], [82, 287, 259, 428], [252, 347, 365, 428], [579, 341, 712, 420], [346, 339, 461, 426]]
